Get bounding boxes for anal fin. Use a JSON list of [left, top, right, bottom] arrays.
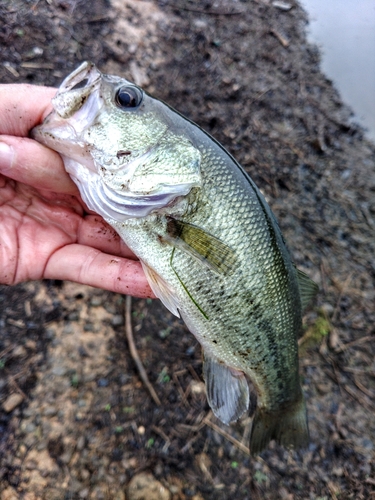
[[203, 354, 250, 425]]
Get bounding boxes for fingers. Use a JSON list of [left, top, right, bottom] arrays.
[[78, 215, 137, 259], [44, 244, 156, 299], [0, 84, 56, 136], [0, 135, 78, 194], [0, 85, 76, 194]]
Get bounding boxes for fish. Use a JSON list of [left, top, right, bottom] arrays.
[[32, 61, 318, 455]]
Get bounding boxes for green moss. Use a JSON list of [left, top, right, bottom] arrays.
[[299, 311, 331, 356]]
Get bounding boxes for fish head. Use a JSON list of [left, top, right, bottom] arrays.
[[32, 61, 201, 220]]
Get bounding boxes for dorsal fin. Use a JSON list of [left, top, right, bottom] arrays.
[[296, 268, 319, 311]]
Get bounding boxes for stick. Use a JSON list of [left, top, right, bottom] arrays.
[[125, 296, 161, 406], [203, 415, 250, 456]]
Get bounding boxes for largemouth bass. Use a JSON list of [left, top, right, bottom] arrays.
[[32, 62, 317, 455]]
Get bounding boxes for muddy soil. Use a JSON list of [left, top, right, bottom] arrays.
[[0, 1, 374, 499]]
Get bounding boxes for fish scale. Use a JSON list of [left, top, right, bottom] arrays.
[[32, 61, 317, 455]]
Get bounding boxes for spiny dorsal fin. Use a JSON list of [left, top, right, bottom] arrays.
[[165, 217, 237, 275], [203, 354, 250, 425], [296, 268, 319, 311]]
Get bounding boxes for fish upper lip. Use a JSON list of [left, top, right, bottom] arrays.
[[59, 61, 98, 92], [53, 62, 101, 117]]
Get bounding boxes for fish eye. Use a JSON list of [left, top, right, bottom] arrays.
[[115, 86, 143, 109]]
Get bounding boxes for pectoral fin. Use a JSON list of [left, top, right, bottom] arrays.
[[296, 268, 319, 311], [141, 262, 180, 318], [165, 217, 237, 275], [203, 354, 249, 425]]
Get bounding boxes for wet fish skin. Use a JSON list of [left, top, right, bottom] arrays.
[[32, 62, 317, 455]]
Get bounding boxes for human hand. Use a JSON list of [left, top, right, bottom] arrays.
[[0, 84, 154, 298]]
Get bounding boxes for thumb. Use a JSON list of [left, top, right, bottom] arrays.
[[0, 135, 78, 195]]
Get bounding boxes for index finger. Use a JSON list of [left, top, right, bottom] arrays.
[[0, 84, 56, 136]]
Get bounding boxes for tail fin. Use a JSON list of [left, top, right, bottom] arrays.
[[249, 396, 309, 456]]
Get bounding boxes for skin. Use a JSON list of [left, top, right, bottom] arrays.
[[0, 84, 154, 298]]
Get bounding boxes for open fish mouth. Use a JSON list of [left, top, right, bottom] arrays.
[[31, 62, 103, 171], [52, 61, 102, 119]]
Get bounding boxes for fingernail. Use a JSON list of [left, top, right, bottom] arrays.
[[0, 142, 15, 171]]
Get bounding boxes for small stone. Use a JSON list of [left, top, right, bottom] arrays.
[[80, 469, 90, 481], [361, 438, 374, 450], [24, 422, 36, 434], [25, 459, 38, 471], [127, 472, 171, 500], [52, 365, 67, 376], [111, 314, 124, 326], [321, 303, 334, 316], [76, 435, 86, 451], [190, 380, 205, 395], [79, 488, 89, 498], [272, 1, 293, 11], [97, 378, 109, 387], [113, 491, 126, 500], [18, 444, 27, 456], [25, 339, 37, 350], [332, 466, 344, 476], [90, 296, 102, 306], [3, 393, 24, 412], [193, 19, 208, 29], [1, 487, 19, 500], [43, 406, 57, 417], [67, 312, 79, 322], [12, 345, 27, 357]]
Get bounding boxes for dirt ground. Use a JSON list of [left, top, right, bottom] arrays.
[[0, 0, 375, 499]]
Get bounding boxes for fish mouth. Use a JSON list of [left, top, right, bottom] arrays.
[[52, 61, 102, 119], [31, 61, 103, 171]]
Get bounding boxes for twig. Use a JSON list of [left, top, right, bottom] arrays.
[[334, 334, 373, 353], [187, 363, 201, 382], [125, 296, 161, 406], [20, 62, 54, 69], [270, 29, 289, 48], [331, 272, 353, 323], [151, 424, 171, 452], [353, 375, 375, 399], [343, 366, 375, 377], [203, 415, 250, 456], [343, 384, 375, 412], [6, 371, 28, 400], [172, 372, 190, 407]]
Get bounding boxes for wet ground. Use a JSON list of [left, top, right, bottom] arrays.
[[0, 1, 375, 499]]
